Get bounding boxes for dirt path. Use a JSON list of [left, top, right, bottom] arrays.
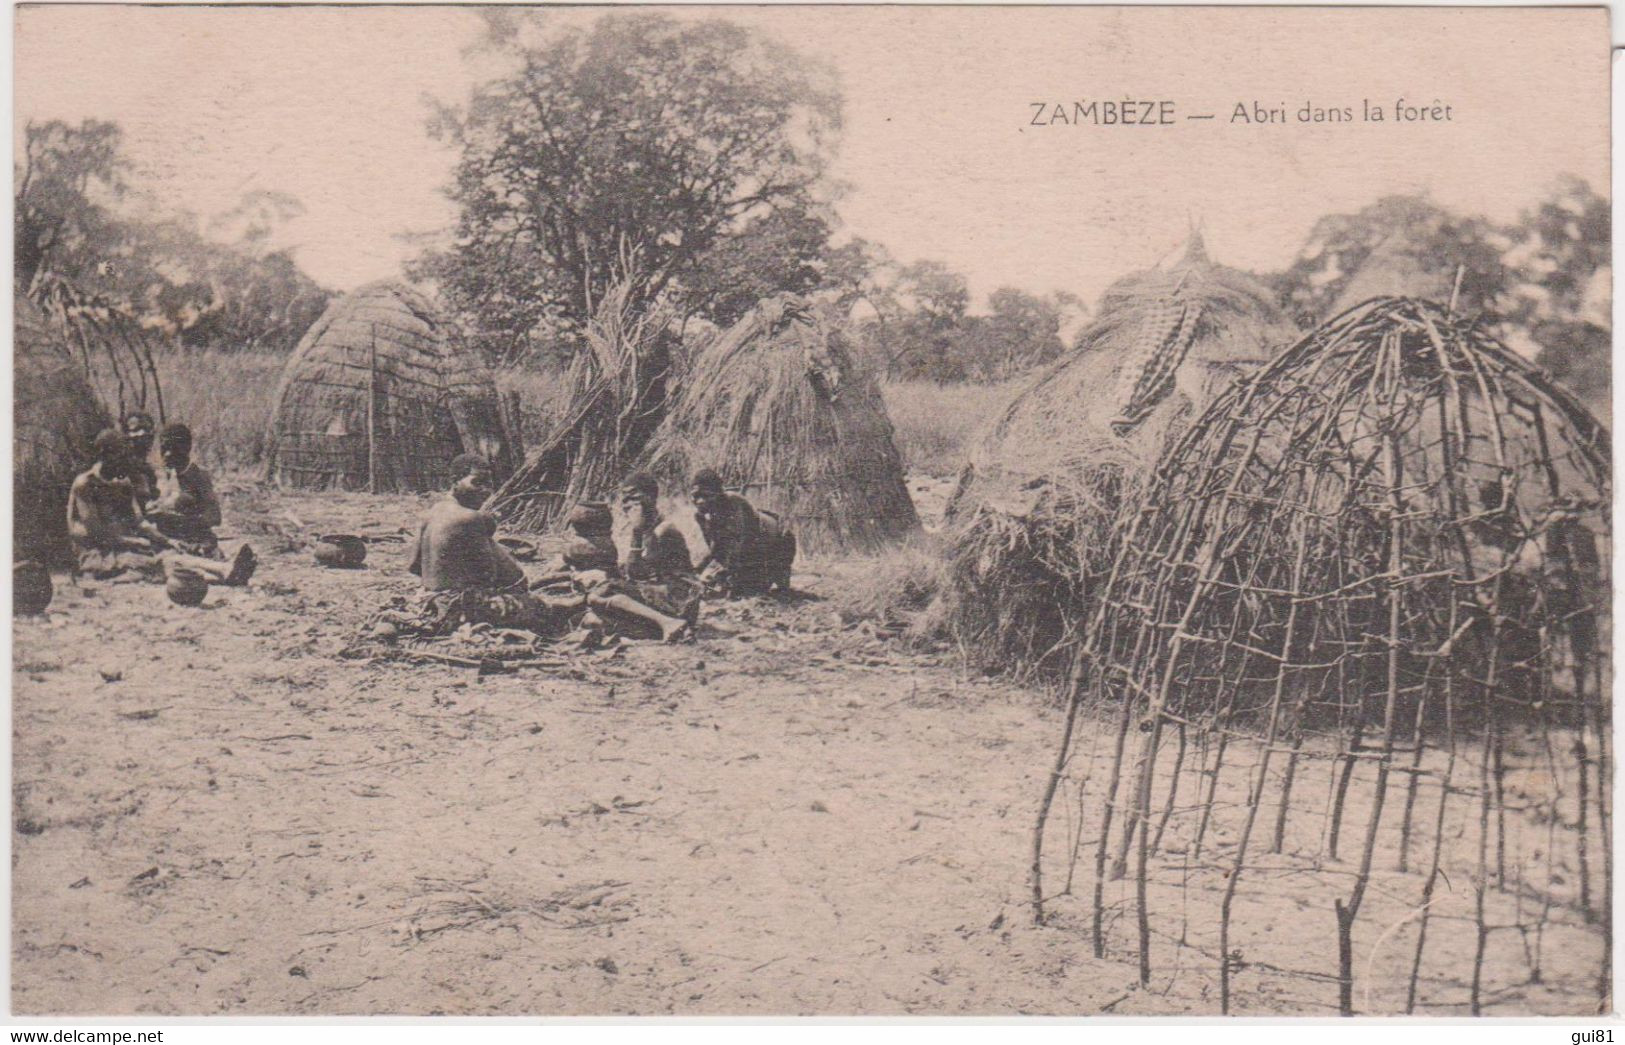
[[12, 488, 1149, 1016]]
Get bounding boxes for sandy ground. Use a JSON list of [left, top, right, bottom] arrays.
[[11, 480, 1607, 1015]]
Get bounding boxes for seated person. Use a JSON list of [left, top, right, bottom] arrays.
[[561, 503, 617, 572], [122, 410, 159, 510], [585, 473, 701, 642], [690, 469, 797, 595], [68, 429, 255, 586], [410, 453, 526, 592], [147, 423, 223, 556], [393, 453, 578, 638], [528, 503, 618, 595]]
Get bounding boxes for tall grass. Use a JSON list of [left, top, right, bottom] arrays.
[[880, 378, 1017, 477], [143, 349, 1013, 484], [148, 346, 574, 479], [149, 348, 285, 476]]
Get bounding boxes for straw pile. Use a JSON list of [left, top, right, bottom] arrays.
[[939, 235, 1298, 678], [265, 281, 518, 492], [639, 295, 920, 554], [1032, 297, 1610, 1015], [15, 298, 113, 565], [488, 282, 673, 533]]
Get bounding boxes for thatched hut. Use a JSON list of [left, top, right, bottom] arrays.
[[265, 281, 517, 492], [939, 235, 1299, 677], [487, 282, 673, 534], [15, 299, 113, 565], [1032, 296, 1610, 1015], [639, 295, 920, 554]]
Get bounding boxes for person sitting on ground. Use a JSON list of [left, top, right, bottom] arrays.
[[146, 423, 223, 556], [583, 473, 701, 643], [561, 503, 617, 573], [690, 468, 797, 596], [388, 453, 580, 638], [121, 410, 159, 510], [68, 429, 256, 586], [527, 503, 618, 595], [409, 453, 527, 593]]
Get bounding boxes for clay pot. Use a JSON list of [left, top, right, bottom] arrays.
[[314, 533, 367, 568], [165, 567, 208, 607], [14, 561, 52, 616]]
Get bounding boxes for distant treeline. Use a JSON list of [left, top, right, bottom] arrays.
[[15, 10, 1610, 414]]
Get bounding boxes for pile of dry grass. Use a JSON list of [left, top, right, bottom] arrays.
[[265, 281, 518, 493], [640, 295, 920, 554], [488, 282, 673, 533], [938, 235, 1299, 678], [14, 298, 113, 565]]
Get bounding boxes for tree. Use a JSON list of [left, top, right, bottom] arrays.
[[886, 260, 971, 380], [676, 203, 833, 328], [15, 119, 330, 353], [1274, 195, 1509, 324], [15, 119, 132, 290], [414, 11, 843, 365], [975, 287, 1068, 380], [1504, 176, 1610, 411]]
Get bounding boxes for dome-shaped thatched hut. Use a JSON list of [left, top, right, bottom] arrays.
[[1033, 297, 1610, 1016], [15, 299, 113, 566], [265, 281, 517, 492], [939, 235, 1299, 677], [639, 295, 920, 554]]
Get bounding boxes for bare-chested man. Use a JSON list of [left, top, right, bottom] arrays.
[[68, 429, 255, 585], [690, 468, 796, 596], [147, 423, 223, 556], [409, 453, 526, 592]]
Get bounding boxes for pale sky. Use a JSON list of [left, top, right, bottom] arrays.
[[14, 5, 1611, 308]]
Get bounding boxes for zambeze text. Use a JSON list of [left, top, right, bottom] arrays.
[[1029, 100, 1176, 126]]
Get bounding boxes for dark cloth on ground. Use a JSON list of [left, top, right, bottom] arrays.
[[374, 580, 583, 640]]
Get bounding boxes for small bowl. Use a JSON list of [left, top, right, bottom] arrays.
[[166, 567, 209, 607], [314, 533, 367, 569]]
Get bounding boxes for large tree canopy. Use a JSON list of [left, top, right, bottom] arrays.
[[415, 12, 843, 365]]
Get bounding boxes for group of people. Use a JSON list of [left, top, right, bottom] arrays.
[[66, 411, 257, 595], [63, 415, 793, 640], [390, 455, 797, 644]]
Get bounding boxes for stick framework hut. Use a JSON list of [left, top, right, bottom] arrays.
[[639, 295, 920, 554], [487, 281, 673, 534], [15, 298, 114, 565], [939, 235, 1299, 677], [266, 281, 517, 492], [1032, 297, 1611, 1015]]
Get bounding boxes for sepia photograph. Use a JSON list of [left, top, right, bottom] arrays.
[[9, 3, 1613, 1019]]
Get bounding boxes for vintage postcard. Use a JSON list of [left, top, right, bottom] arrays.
[[10, 4, 1612, 1019]]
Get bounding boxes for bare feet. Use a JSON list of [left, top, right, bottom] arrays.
[[226, 545, 258, 587]]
